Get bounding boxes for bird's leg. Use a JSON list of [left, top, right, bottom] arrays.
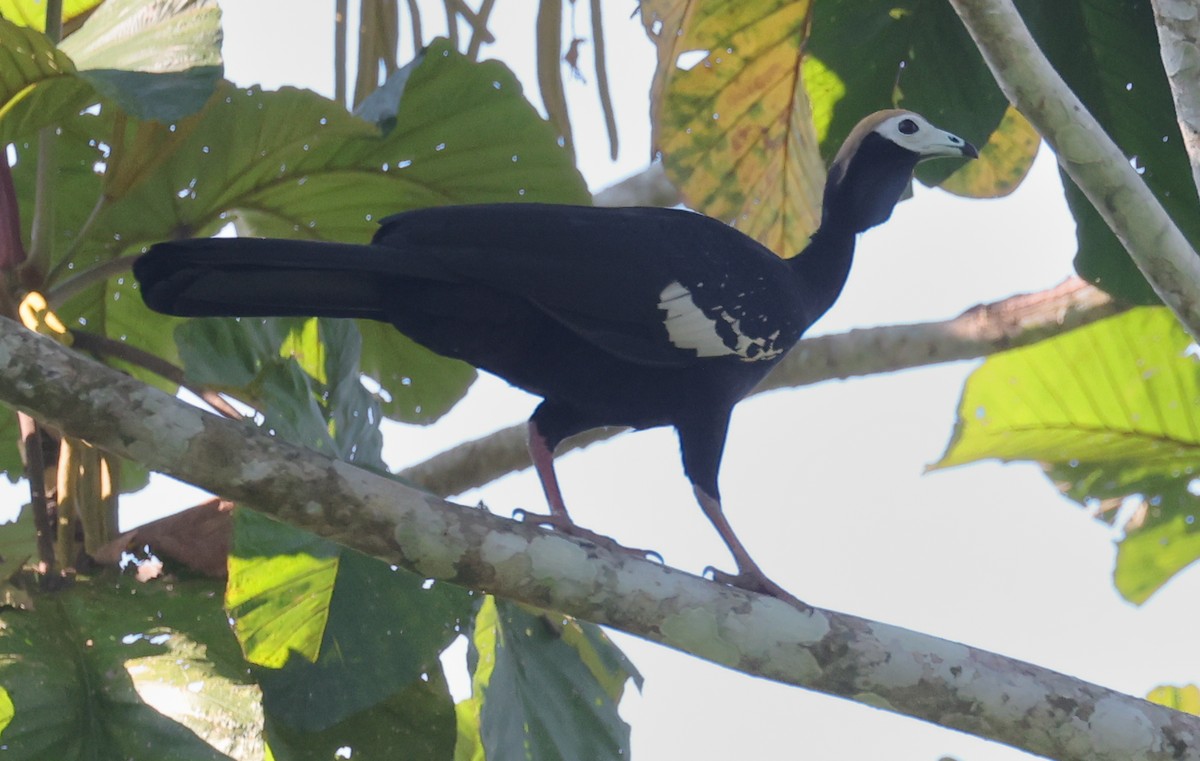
[[694, 486, 810, 611], [526, 419, 571, 523], [519, 420, 661, 561]]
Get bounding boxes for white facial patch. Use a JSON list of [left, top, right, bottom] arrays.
[[875, 112, 969, 158], [658, 281, 784, 362]]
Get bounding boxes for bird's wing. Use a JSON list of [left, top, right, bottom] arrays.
[[372, 204, 808, 367]]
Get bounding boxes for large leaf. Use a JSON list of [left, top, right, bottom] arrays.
[[265, 668, 457, 761], [75, 38, 580, 421], [459, 597, 640, 761], [640, 1, 823, 257], [229, 509, 472, 731], [933, 307, 1200, 603], [0, 505, 37, 580], [177, 316, 388, 463], [59, 0, 223, 121], [0, 576, 263, 760], [1020, 0, 1200, 304]]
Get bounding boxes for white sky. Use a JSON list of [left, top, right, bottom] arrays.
[[6, 2, 1198, 759]]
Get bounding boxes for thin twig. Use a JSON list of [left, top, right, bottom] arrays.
[[590, 0, 619, 160], [45, 194, 109, 286], [465, 0, 497, 60], [17, 412, 57, 581], [442, 0, 458, 49], [335, 0, 349, 107], [70, 331, 245, 421], [404, 0, 423, 51]]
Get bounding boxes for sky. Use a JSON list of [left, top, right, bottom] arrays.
[[8, 2, 1200, 759]]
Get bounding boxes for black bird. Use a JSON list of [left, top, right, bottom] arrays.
[[134, 109, 976, 605]]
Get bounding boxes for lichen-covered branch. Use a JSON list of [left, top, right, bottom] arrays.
[[2, 316, 1192, 761], [400, 277, 1120, 498], [1150, 0, 1200, 202], [948, 0, 1200, 341]]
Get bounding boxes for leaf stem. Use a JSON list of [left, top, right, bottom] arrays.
[[45, 194, 109, 286], [45, 253, 139, 306]]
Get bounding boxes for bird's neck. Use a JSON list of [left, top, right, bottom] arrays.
[[788, 221, 857, 325]]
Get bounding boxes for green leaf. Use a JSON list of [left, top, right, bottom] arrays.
[[59, 0, 223, 122], [0, 505, 37, 580], [1147, 684, 1200, 715], [934, 307, 1200, 603], [230, 510, 471, 731], [804, 0, 1015, 189], [0, 409, 21, 484], [0, 16, 96, 144], [0, 684, 13, 737], [226, 509, 340, 667], [465, 597, 638, 761], [87, 39, 579, 422], [175, 317, 266, 388], [0, 0, 103, 31], [265, 668, 457, 760], [1020, 0, 1199, 304], [1113, 500, 1200, 604], [0, 576, 263, 760], [356, 319, 476, 425], [934, 308, 1200, 470]]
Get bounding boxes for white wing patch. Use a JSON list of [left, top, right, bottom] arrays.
[[657, 281, 784, 362]]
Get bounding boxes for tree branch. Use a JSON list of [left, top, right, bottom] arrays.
[[399, 277, 1121, 498], [0, 316, 1189, 761], [1149, 0, 1200, 202], [947, 0, 1200, 342], [592, 162, 680, 207]]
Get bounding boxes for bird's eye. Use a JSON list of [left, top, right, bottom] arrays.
[[898, 118, 919, 135]]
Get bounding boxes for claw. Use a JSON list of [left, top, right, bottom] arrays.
[[514, 509, 663, 562], [704, 565, 811, 612]]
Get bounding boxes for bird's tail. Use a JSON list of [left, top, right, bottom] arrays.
[[134, 237, 412, 321]]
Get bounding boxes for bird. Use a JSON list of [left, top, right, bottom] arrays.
[[134, 109, 977, 606]]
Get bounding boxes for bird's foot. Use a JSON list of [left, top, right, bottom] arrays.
[[705, 566, 811, 612], [513, 509, 664, 563]]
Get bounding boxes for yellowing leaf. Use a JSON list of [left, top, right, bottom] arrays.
[[940, 106, 1039, 198], [641, 0, 822, 257], [1147, 684, 1200, 715], [934, 307, 1200, 604]]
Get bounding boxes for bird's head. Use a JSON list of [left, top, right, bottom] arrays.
[[822, 109, 978, 233]]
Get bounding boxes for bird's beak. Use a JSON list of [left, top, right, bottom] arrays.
[[922, 128, 979, 160]]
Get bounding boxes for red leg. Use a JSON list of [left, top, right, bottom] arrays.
[[520, 421, 661, 560], [528, 420, 570, 519], [694, 486, 809, 610]]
